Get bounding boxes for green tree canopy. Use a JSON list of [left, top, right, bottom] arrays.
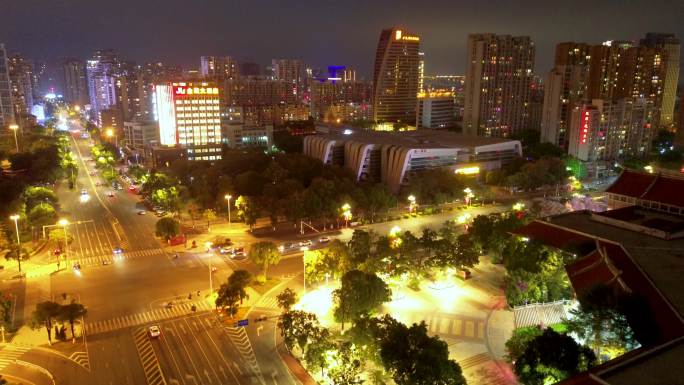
[[333, 270, 391, 329], [27, 202, 57, 229], [155, 217, 180, 241], [248, 241, 281, 278]]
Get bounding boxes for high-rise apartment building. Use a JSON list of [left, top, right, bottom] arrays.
[[62, 58, 89, 106], [541, 43, 591, 148], [568, 98, 654, 165], [271, 59, 302, 100], [372, 28, 421, 125], [417, 91, 456, 129], [240, 62, 261, 77], [640, 33, 680, 128], [0, 44, 14, 130], [154, 82, 223, 161], [87, 49, 120, 126], [200, 56, 239, 80], [7, 53, 35, 117], [464, 34, 535, 137]]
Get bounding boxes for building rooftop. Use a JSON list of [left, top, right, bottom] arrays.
[[313, 127, 520, 150], [607, 169, 684, 208]]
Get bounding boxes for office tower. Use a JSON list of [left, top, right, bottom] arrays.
[[372, 28, 421, 125], [271, 59, 301, 100], [200, 56, 239, 80], [0, 44, 14, 129], [240, 62, 261, 77], [528, 76, 544, 131], [568, 98, 654, 163], [87, 49, 120, 126], [154, 81, 223, 161], [541, 43, 591, 147], [464, 34, 535, 137], [62, 58, 89, 106], [640, 33, 680, 128], [7, 53, 35, 117], [417, 91, 456, 129]]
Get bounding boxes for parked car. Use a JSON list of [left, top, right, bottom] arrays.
[[137, 210, 146, 215], [231, 247, 246, 260]]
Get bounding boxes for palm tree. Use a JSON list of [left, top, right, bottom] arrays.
[[58, 301, 87, 343]]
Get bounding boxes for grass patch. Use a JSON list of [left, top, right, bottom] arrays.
[[250, 276, 282, 295]]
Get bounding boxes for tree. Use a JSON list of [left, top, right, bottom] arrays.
[[248, 241, 281, 279], [276, 288, 298, 312], [277, 310, 320, 352], [155, 217, 180, 241], [57, 301, 87, 343], [27, 202, 57, 230], [348, 230, 372, 266], [31, 301, 61, 345], [186, 201, 199, 227], [215, 270, 251, 317], [4, 244, 29, 274], [333, 270, 391, 330], [327, 341, 364, 385], [203, 209, 216, 229], [514, 329, 596, 385], [505, 326, 543, 364], [304, 327, 334, 377], [377, 316, 466, 385], [235, 195, 258, 229], [23, 186, 58, 211]]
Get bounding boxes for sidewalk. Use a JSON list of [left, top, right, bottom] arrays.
[[276, 334, 317, 385]]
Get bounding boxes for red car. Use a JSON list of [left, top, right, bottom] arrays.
[[53, 248, 62, 256]]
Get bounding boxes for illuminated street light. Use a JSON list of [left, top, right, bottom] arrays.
[[9, 124, 19, 152], [341, 203, 352, 227], [463, 187, 474, 206], [9, 215, 22, 274], [224, 194, 232, 224], [407, 195, 417, 213], [105, 127, 118, 148], [512, 202, 525, 211], [644, 165, 654, 174]]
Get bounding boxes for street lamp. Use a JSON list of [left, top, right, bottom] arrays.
[[407, 195, 416, 213], [464, 188, 474, 206], [341, 203, 352, 228], [9, 215, 22, 274], [224, 194, 232, 224], [206, 241, 214, 297], [9, 124, 19, 152], [105, 128, 117, 148], [59, 219, 69, 268]]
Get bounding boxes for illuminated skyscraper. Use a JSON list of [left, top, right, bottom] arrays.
[[0, 44, 14, 130], [640, 33, 680, 128], [7, 53, 35, 117], [154, 81, 223, 161], [87, 49, 119, 126], [464, 34, 535, 137], [62, 58, 89, 106], [200, 56, 239, 80], [372, 28, 421, 125], [271, 59, 302, 100]]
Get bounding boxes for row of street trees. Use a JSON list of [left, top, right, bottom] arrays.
[[31, 300, 87, 345], [276, 285, 466, 385], [90, 143, 119, 183], [304, 224, 480, 291]]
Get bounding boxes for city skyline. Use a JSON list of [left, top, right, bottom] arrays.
[[2, 0, 684, 80]]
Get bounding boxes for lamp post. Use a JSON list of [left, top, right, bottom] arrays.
[[464, 188, 474, 206], [206, 242, 213, 297], [224, 194, 232, 224], [105, 128, 117, 148], [59, 219, 69, 268], [9, 215, 22, 274], [9, 124, 19, 152], [341, 203, 352, 228], [407, 195, 416, 214]]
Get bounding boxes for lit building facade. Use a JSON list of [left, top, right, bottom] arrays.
[[200, 56, 239, 80], [568, 98, 654, 164], [271, 59, 301, 100], [372, 28, 421, 125], [464, 34, 535, 137], [0, 44, 14, 130], [62, 58, 89, 106], [416, 91, 456, 129], [8, 53, 35, 117], [87, 50, 119, 126], [154, 82, 223, 161], [304, 128, 521, 193], [639, 33, 679, 129]]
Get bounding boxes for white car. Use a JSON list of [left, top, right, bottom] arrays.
[[219, 246, 234, 255], [148, 325, 161, 339], [299, 240, 313, 248], [318, 236, 331, 243], [137, 210, 146, 215], [80, 189, 88, 195]]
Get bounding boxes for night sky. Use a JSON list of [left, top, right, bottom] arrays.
[[2, 0, 683, 83]]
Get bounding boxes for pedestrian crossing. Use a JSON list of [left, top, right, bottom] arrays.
[[0, 344, 32, 372], [459, 352, 491, 370], [132, 327, 167, 385], [401, 313, 487, 340], [71, 248, 167, 268], [85, 300, 213, 335], [254, 296, 279, 310]]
